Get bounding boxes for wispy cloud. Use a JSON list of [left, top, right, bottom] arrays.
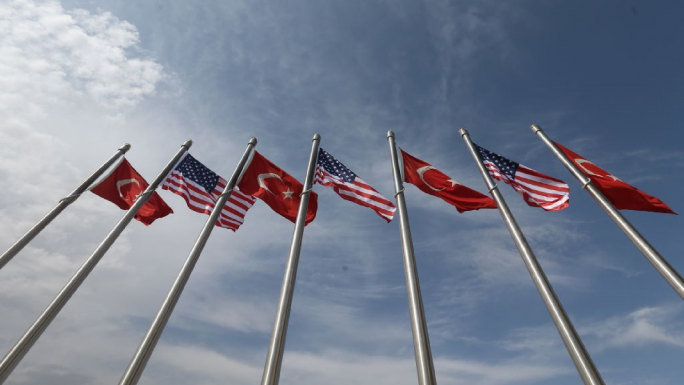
[[584, 303, 684, 350]]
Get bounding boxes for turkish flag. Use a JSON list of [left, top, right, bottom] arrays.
[[554, 141, 675, 214], [400, 149, 497, 213], [237, 151, 318, 224], [90, 158, 174, 225]]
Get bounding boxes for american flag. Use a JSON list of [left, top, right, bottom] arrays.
[[315, 148, 396, 221], [162, 154, 256, 230], [475, 144, 570, 211], [315, 148, 397, 222]]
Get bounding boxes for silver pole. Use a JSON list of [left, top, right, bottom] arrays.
[[0, 143, 131, 271], [530, 124, 684, 299], [386, 131, 437, 385], [0, 140, 192, 384], [118, 138, 257, 385], [260, 133, 320, 385], [459, 128, 604, 385]]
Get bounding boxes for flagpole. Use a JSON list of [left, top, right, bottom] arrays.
[[0, 143, 131, 271], [530, 124, 684, 299], [387, 131, 437, 385], [261, 133, 320, 385], [459, 128, 604, 385], [118, 137, 257, 385], [0, 140, 192, 384]]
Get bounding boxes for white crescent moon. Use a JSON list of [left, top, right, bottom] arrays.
[[257, 173, 283, 194], [576, 159, 620, 181], [116, 178, 141, 199], [416, 166, 444, 192]]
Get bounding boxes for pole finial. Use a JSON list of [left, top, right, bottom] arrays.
[[312, 133, 321, 142], [530, 124, 543, 134], [249, 137, 258, 145], [182, 140, 193, 149], [119, 143, 132, 153], [387, 130, 395, 139], [459, 128, 469, 137]]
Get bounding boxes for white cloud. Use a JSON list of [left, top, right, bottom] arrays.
[[0, 2, 181, 384], [585, 304, 684, 350], [0, 0, 167, 123], [148, 344, 262, 385], [499, 303, 684, 363], [436, 357, 570, 385], [143, 344, 571, 385], [0, 0, 172, 239]]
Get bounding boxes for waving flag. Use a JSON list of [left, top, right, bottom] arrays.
[[400, 148, 496, 213], [161, 154, 256, 231], [238, 151, 318, 224], [90, 158, 173, 225], [475, 144, 570, 211], [554, 141, 675, 214], [315, 148, 396, 221]]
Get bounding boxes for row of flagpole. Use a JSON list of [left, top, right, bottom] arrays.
[[0, 143, 131, 271], [0, 140, 192, 383], [119, 138, 258, 384], [0, 126, 681, 385], [461, 128, 603, 384]]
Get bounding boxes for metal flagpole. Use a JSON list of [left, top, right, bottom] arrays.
[[261, 133, 320, 385], [387, 131, 437, 385], [0, 140, 192, 384], [0, 143, 131, 271], [459, 128, 604, 385], [118, 137, 257, 385], [530, 124, 684, 299]]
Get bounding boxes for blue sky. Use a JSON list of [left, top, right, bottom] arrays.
[[0, 1, 683, 384]]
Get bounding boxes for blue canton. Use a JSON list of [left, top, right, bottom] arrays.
[[317, 148, 357, 183], [175, 154, 220, 193], [475, 144, 519, 179]]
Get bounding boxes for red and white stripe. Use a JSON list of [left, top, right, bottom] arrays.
[[162, 172, 256, 230], [484, 161, 570, 211], [315, 166, 396, 221]]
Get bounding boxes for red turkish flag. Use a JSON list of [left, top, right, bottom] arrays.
[[90, 158, 174, 225], [237, 151, 318, 224], [400, 148, 497, 213], [554, 141, 675, 214]]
